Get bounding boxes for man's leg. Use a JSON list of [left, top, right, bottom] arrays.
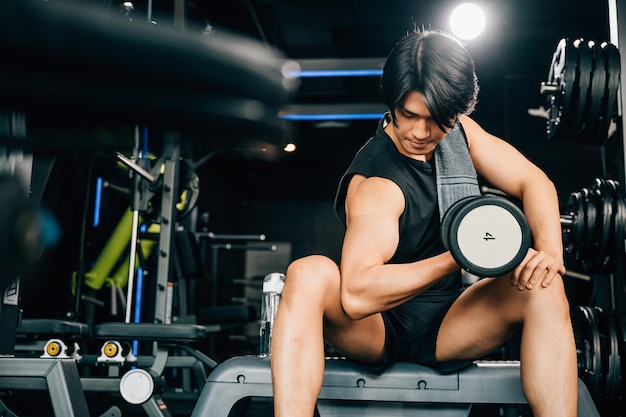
[[436, 275, 577, 417], [271, 255, 386, 417]]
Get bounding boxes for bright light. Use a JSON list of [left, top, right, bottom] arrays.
[[283, 143, 297, 153], [449, 3, 486, 40]]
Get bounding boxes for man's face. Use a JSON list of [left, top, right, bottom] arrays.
[[386, 91, 452, 161]]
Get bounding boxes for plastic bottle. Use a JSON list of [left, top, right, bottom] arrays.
[[259, 272, 285, 357]]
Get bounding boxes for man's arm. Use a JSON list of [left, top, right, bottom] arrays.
[[461, 115, 565, 289], [339, 174, 458, 319]]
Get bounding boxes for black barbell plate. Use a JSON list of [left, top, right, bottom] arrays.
[[592, 306, 612, 414], [593, 178, 614, 273], [563, 191, 582, 252], [604, 179, 626, 274], [545, 38, 564, 141], [572, 38, 593, 141], [586, 306, 605, 403], [571, 189, 589, 272], [612, 311, 626, 413], [599, 42, 621, 143], [580, 187, 598, 272], [574, 190, 586, 250], [587, 185, 603, 273], [546, 38, 577, 141], [586, 42, 607, 143], [602, 309, 622, 416], [572, 306, 603, 403], [572, 306, 591, 389], [442, 196, 531, 277]]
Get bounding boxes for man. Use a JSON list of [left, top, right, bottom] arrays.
[[271, 29, 579, 417]]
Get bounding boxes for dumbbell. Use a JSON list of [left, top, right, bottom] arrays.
[[441, 195, 532, 277]]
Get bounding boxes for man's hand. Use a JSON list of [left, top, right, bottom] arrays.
[[510, 248, 566, 290]]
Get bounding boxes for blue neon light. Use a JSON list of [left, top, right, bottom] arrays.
[[132, 265, 143, 356], [280, 113, 384, 121], [285, 69, 382, 78], [132, 223, 148, 357], [93, 177, 103, 227]]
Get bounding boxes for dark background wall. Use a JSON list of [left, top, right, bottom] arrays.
[[17, 0, 624, 332]]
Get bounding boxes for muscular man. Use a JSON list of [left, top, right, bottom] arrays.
[[271, 29, 579, 417]]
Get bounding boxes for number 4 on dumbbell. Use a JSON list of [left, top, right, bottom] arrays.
[[441, 196, 532, 277]]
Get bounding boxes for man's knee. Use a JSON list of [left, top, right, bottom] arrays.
[[523, 274, 571, 317], [285, 255, 340, 294]]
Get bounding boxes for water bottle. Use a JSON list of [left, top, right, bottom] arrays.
[[259, 272, 285, 357]]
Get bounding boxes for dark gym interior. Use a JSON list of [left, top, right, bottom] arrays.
[[0, 0, 625, 416]]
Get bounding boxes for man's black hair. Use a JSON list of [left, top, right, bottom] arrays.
[[380, 29, 479, 131]]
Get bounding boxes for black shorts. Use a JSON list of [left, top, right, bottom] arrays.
[[377, 288, 471, 374]]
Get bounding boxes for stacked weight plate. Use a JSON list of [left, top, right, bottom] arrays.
[[541, 38, 620, 145], [561, 178, 626, 274], [572, 306, 625, 416]]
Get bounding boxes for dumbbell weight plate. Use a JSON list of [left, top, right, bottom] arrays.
[[441, 196, 531, 277], [603, 179, 625, 273], [572, 39, 593, 140], [586, 42, 607, 143], [593, 179, 613, 273], [571, 188, 588, 271], [572, 306, 603, 403], [563, 191, 585, 252], [612, 311, 626, 413], [592, 306, 611, 413], [599, 42, 620, 141], [598, 308, 622, 416], [545, 38, 577, 141], [440, 196, 481, 251], [580, 187, 597, 272]]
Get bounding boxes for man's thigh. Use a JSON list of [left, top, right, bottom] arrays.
[[435, 277, 525, 362], [323, 311, 386, 365]]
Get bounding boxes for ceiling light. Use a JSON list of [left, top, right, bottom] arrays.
[[450, 3, 486, 40]]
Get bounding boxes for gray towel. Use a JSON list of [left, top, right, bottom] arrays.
[[435, 124, 481, 220]]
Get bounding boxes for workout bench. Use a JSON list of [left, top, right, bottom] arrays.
[[190, 355, 599, 417]]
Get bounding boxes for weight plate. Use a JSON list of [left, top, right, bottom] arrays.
[[546, 38, 577, 141], [575, 190, 587, 250], [446, 196, 531, 277], [604, 179, 625, 273], [569, 189, 588, 271], [564, 191, 585, 251], [572, 39, 593, 141], [572, 306, 601, 402], [593, 179, 613, 273], [592, 307, 611, 414], [441, 196, 482, 251], [599, 42, 620, 142], [601, 309, 622, 416], [580, 188, 598, 272], [586, 42, 607, 143], [582, 306, 603, 402], [612, 311, 626, 413]]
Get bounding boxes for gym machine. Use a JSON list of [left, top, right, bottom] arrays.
[[0, 0, 294, 415]]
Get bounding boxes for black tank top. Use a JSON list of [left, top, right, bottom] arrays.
[[334, 116, 461, 293]]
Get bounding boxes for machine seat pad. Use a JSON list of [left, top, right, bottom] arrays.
[[17, 318, 89, 337], [93, 322, 207, 342]]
